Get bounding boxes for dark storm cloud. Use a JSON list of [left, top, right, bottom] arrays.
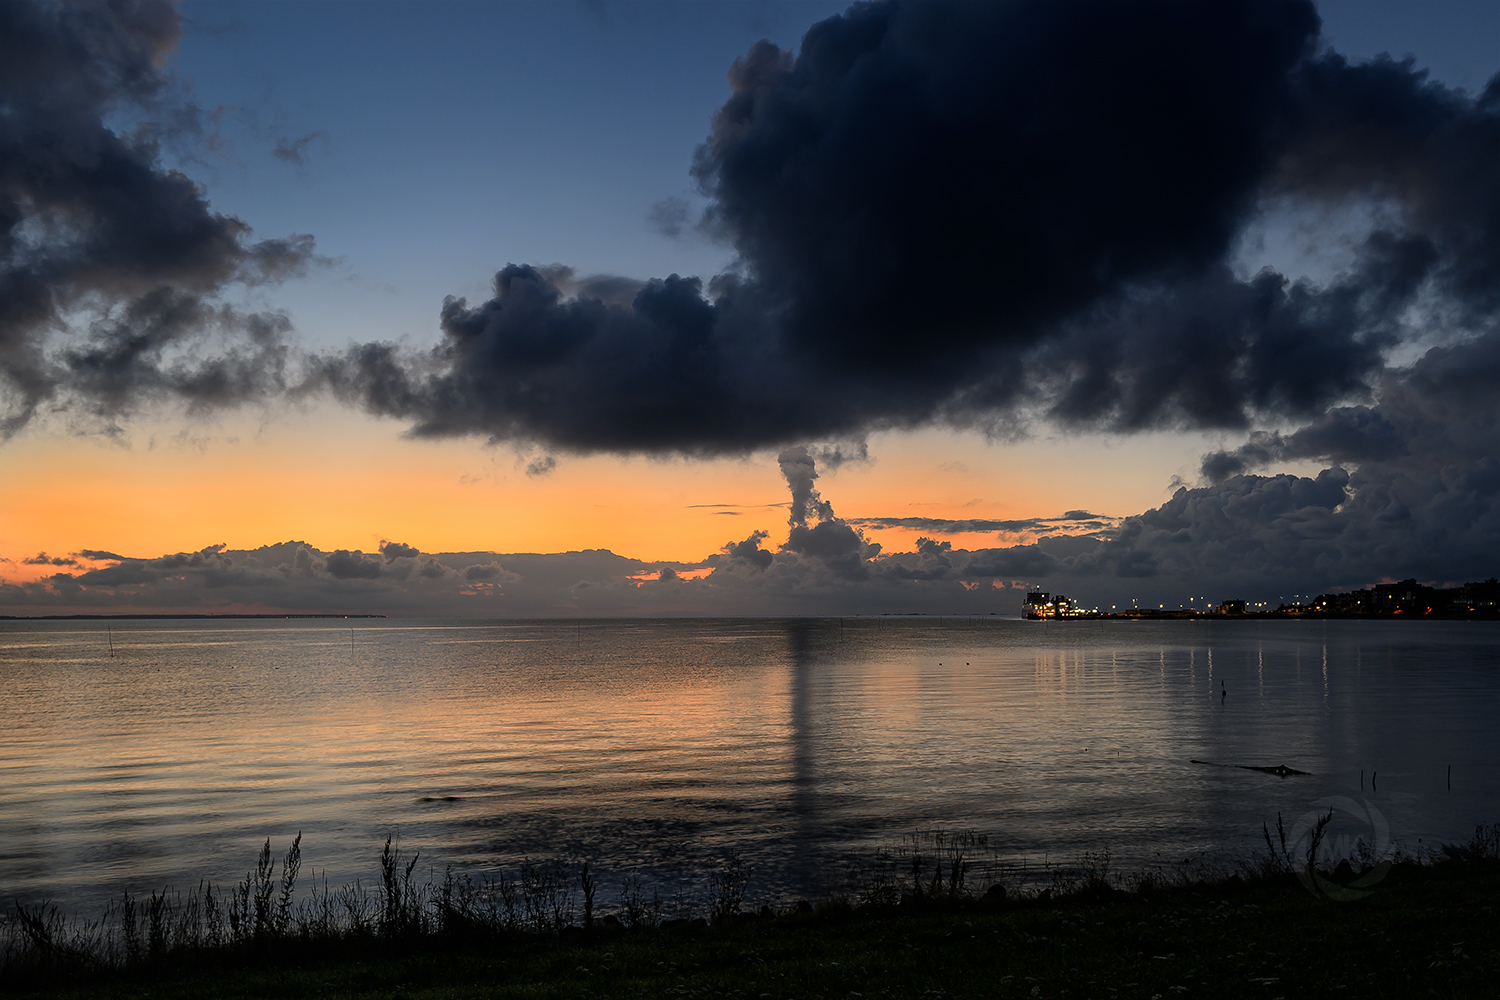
[[1032, 257, 1403, 432], [979, 325, 1500, 601], [308, 0, 1500, 456], [75, 549, 127, 562], [694, 2, 1312, 385], [1202, 325, 1500, 481], [0, 0, 321, 437], [11, 0, 1500, 465], [379, 540, 421, 562], [777, 446, 829, 528], [311, 265, 808, 453], [325, 550, 382, 580], [73, 560, 161, 587], [775, 445, 877, 580], [724, 530, 773, 571], [1271, 54, 1500, 317], [22, 552, 77, 567]]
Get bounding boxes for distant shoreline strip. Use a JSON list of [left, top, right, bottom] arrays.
[[0, 613, 389, 620]]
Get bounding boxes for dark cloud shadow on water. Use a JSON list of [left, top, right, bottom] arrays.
[[783, 617, 822, 897]]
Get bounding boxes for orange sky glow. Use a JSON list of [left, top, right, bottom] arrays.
[[0, 401, 1296, 587]]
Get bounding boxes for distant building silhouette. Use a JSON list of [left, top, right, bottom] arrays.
[[1310, 577, 1499, 617], [1026, 578, 1497, 621]]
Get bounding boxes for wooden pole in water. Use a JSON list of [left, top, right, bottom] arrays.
[[107, 622, 115, 658]]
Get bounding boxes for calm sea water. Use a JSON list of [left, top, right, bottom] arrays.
[[1, 617, 1497, 912]]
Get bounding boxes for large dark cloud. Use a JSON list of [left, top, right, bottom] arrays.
[[1204, 323, 1500, 481], [310, 0, 1500, 456], [0, 0, 320, 436], [12, 0, 1500, 465], [1174, 326, 1500, 590]]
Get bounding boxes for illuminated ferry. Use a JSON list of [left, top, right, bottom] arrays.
[[1023, 590, 1095, 619]]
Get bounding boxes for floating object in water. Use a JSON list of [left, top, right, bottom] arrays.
[[1240, 763, 1309, 777], [1190, 759, 1309, 777]]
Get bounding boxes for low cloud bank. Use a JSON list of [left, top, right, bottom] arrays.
[[10, 385, 1497, 613]]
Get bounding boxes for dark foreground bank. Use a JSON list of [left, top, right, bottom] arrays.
[[6, 853, 1498, 999]]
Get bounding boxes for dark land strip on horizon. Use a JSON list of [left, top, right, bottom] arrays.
[[0, 614, 390, 620]]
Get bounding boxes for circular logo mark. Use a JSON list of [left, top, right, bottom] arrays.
[[1288, 796, 1392, 900]]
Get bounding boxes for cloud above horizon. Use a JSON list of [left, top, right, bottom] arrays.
[[0, 0, 322, 438], [7, 1, 1498, 457]]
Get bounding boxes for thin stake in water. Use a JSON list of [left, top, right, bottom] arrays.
[[106, 622, 115, 659]]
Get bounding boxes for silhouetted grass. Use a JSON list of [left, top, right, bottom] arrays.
[[4, 822, 1498, 995]]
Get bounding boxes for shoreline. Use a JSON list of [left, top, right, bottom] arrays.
[[0, 613, 390, 620], [5, 829, 1497, 998], [1032, 610, 1500, 621], [5, 611, 1498, 621]]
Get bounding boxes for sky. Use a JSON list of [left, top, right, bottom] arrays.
[[3, 0, 1500, 616]]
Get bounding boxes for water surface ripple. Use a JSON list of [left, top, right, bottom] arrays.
[[1, 617, 1496, 910]]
